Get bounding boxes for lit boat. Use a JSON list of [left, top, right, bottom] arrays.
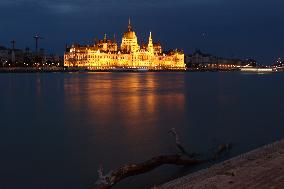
[[240, 67, 279, 73]]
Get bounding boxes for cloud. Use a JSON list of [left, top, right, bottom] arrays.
[[1, 0, 281, 16], [0, 0, 80, 13], [0, 0, 199, 13]]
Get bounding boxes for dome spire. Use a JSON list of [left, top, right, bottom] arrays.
[[128, 18, 132, 31]]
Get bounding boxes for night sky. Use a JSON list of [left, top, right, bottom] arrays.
[[0, 0, 283, 63]]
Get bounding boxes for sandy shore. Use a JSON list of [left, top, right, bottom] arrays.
[[156, 140, 284, 189]]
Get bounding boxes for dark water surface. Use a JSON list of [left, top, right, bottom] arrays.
[[0, 72, 283, 189]]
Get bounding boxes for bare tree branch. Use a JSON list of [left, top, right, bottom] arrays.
[[94, 128, 231, 189], [95, 155, 204, 189], [168, 128, 188, 155]]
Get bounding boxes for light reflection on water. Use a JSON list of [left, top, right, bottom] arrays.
[[0, 72, 283, 189]]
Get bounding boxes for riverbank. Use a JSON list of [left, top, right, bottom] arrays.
[[0, 67, 64, 73], [156, 139, 284, 189], [0, 67, 240, 73], [0, 67, 283, 73]]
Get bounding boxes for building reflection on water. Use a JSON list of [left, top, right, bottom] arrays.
[[63, 73, 187, 145]]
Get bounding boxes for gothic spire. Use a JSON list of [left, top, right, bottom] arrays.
[[128, 18, 132, 31], [148, 31, 154, 53]]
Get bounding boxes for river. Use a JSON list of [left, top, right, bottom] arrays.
[[0, 72, 283, 189]]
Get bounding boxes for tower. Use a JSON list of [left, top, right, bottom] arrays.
[[34, 34, 43, 53], [11, 40, 16, 63], [148, 32, 154, 54], [128, 18, 132, 31]]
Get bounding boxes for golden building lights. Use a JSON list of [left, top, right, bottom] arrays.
[[64, 19, 186, 70]]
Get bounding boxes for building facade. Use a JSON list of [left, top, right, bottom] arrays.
[[64, 20, 185, 70], [186, 50, 256, 69], [0, 46, 9, 65]]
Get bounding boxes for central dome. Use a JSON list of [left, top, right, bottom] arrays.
[[123, 18, 137, 39], [121, 19, 140, 53], [123, 30, 136, 39]]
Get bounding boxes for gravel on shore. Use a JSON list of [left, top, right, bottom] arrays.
[[156, 140, 284, 189]]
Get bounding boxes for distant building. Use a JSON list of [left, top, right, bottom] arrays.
[[64, 19, 185, 70], [0, 46, 24, 65], [186, 50, 256, 69], [273, 58, 284, 67], [0, 46, 9, 65], [0, 43, 63, 67], [9, 49, 24, 63], [45, 54, 63, 66]]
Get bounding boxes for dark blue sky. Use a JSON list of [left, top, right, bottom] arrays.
[[0, 0, 283, 63]]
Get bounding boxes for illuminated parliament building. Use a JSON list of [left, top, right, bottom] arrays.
[[64, 20, 185, 70]]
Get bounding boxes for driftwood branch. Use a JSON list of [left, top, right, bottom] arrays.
[[95, 155, 203, 189], [168, 128, 189, 155], [95, 128, 231, 189]]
